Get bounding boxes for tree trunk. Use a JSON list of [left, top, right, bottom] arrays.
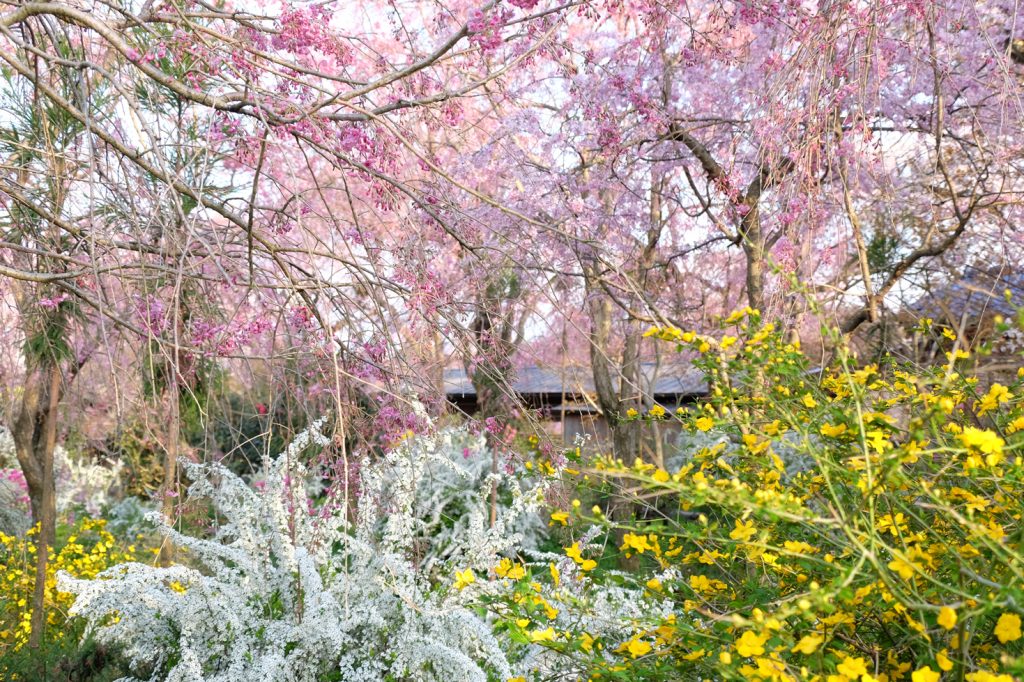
[[586, 290, 644, 568], [587, 293, 644, 461], [741, 203, 767, 313], [13, 362, 62, 648], [158, 386, 180, 565], [470, 349, 514, 529]]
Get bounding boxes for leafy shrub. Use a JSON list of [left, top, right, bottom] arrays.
[[0, 629, 132, 681], [100, 420, 166, 499], [485, 310, 1024, 682]]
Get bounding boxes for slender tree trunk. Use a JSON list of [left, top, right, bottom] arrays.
[[25, 363, 61, 648], [465, 273, 525, 528], [586, 290, 644, 568], [587, 285, 644, 461], [158, 385, 180, 565], [741, 206, 767, 313]]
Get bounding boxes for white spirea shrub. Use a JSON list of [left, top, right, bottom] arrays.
[[385, 429, 548, 572], [59, 418, 541, 682], [1, 426, 123, 521], [0, 427, 16, 469], [55, 446, 124, 516]]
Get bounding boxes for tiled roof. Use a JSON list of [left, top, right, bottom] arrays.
[[444, 362, 708, 398], [911, 266, 1024, 321]]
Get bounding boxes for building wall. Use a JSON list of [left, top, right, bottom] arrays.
[[559, 413, 688, 462]]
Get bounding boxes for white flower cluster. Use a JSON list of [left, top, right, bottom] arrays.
[[59, 418, 542, 682], [0, 426, 15, 469], [377, 429, 548, 573], [55, 445, 124, 516], [0, 426, 123, 528]]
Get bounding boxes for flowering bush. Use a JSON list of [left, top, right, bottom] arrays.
[[1, 425, 123, 520], [55, 447, 124, 517], [0, 517, 148, 662], [485, 310, 1024, 682], [382, 429, 549, 572], [0, 467, 30, 536], [60, 419, 545, 681]]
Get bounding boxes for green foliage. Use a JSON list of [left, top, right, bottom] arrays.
[[0, 629, 132, 682], [22, 311, 74, 366], [866, 232, 902, 275]]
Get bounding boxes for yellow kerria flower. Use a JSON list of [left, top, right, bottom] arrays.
[[836, 655, 869, 679], [945, 348, 970, 362], [549, 511, 569, 526], [802, 393, 818, 408], [625, 638, 652, 658], [549, 562, 560, 587], [937, 606, 957, 630], [621, 532, 654, 554], [695, 416, 714, 431], [730, 518, 756, 542], [734, 630, 767, 657], [454, 568, 475, 590], [958, 427, 1005, 468], [783, 540, 816, 555], [742, 433, 770, 454], [966, 673, 1015, 682], [994, 612, 1021, 643], [725, 307, 752, 324], [977, 383, 1012, 415], [791, 633, 822, 655], [527, 627, 556, 643], [495, 558, 525, 580], [911, 666, 940, 682], [876, 513, 908, 538], [888, 545, 931, 580], [689, 574, 724, 593], [820, 423, 848, 437], [648, 404, 666, 418]]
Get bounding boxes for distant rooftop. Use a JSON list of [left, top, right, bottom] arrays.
[[911, 266, 1024, 321], [444, 362, 708, 399]]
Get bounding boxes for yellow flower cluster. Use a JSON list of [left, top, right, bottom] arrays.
[[489, 318, 1024, 682], [0, 518, 147, 658]]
